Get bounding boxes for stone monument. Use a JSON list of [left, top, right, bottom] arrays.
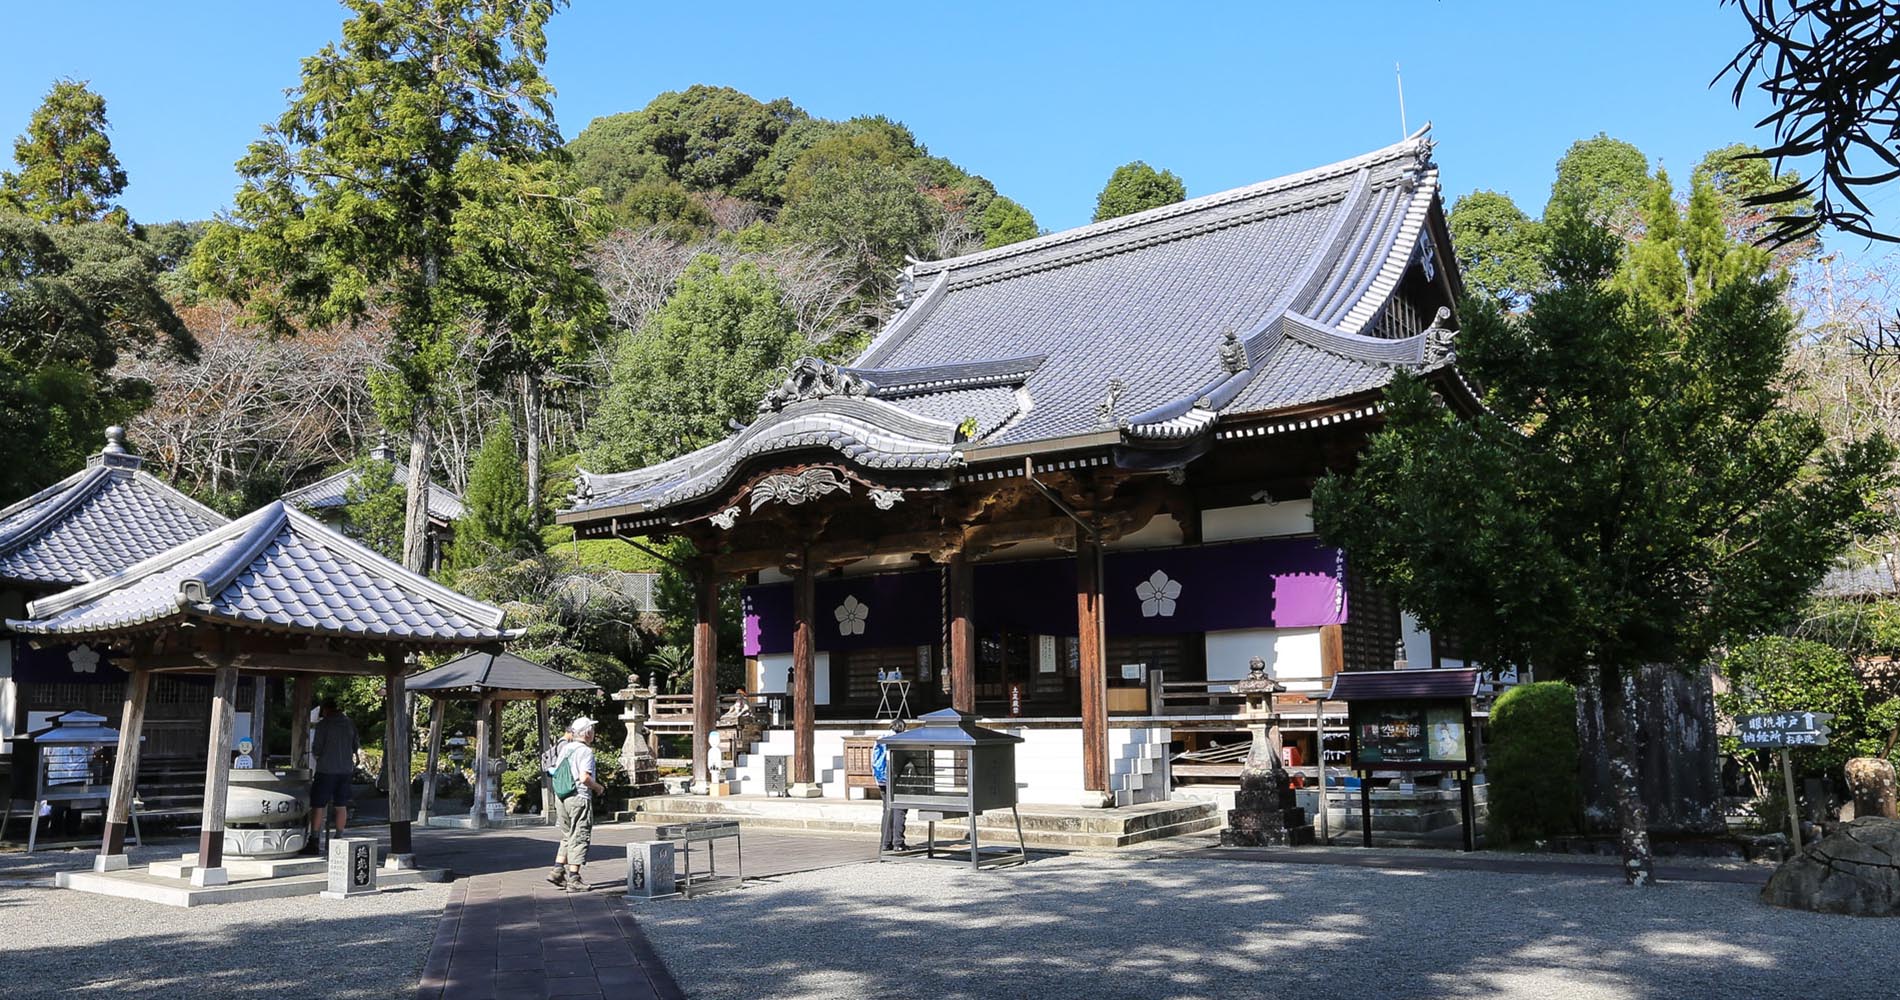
[[1220, 657, 1313, 847], [1761, 817, 1900, 916], [613, 676, 665, 798]]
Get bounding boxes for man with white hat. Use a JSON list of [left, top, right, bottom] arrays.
[[547, 716, 604, 891]]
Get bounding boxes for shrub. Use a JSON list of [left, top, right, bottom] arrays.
[[1487, 681, 1582, 843], [1718, 636, 1866, 777]]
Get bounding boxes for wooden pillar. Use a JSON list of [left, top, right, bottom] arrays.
[[536, 695, 553, 822], [99, 666, 151, 864], [790, 559, 819, 795], [1076, 525, 1108, 801], [385, 654, 413, 862], [471, 694, 492, 820], [691, 566, 718, 791], [1320, 624, 1345, 679], [288, 675, 314, 771], [249, 673, 268, 761], [197, 662, 240, 879], [420, 698, 445, 822], [948, 550, 976, 714]]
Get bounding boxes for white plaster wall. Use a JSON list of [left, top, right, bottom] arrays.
[[1200, 499, 1314, 542], [1204, 627, 1324, 693], [753, 651, 832, 704], [729, 724, 1173, 806]]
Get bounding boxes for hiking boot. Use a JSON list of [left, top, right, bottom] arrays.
[[545, 867, 567, 888], [564, 869, 588, 892]]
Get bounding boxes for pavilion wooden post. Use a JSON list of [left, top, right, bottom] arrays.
[[789, 558, 821, 797], [288, 675, 314, 770], [385, 655, 415, 864], [948, 550, 976, 714], [97, 666, 151, 869], [195, 661, 240, 884], [1075, 525, 1109, 804], [420, 698, 445, 823], [536, 695, 553, 822], [249, 674, 268, 761], [691, 565, 719, 793], [471, 694, 493, 821]]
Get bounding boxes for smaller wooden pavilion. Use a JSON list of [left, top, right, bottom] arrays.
[[6, 501, 516, 884], [407, 650, 599, 826]]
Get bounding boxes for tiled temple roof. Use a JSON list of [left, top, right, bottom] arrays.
[[282, 445, 466, 523], [563, 128, 1461, 526], [9, 501, 513, 645], [0, 429, 228, 588]]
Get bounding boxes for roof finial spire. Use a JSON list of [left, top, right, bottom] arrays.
[[1396, 62, 1408, 139], [89, 425, 141, 471], [103, 426, 126, 455]]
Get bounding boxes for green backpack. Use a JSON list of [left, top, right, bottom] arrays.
[[550, 752, 578, 799]]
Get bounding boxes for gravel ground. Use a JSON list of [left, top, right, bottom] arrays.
[[0, 839, 450, 999], [635, 853, 1889, 1000]]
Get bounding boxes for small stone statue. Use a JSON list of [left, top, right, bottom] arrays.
[[1218, 330, 1248, 374]]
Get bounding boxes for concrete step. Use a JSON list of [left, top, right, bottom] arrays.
[[613, 795, 1220, 849]]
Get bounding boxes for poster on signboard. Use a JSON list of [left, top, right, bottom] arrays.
[[1425, 705, 1468, 765]]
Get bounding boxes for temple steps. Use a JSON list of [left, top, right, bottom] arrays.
[[613, 794, 1220, 849]]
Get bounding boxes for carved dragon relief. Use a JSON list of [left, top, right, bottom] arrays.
[[757, 357, 869, 414], [749, 467, 851, 512]]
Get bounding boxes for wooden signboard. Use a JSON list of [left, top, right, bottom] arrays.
[[1347, 700, 1474, 771], [1736, 711, 1833, 851]]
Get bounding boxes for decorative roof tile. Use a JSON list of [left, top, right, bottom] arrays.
[[9, 502, 513, 644]]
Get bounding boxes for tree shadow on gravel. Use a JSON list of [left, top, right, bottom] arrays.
[[0, 897, 437, 1000], [624, 855, 1896, 1000]]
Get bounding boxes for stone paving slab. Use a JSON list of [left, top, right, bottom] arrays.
[[417, 820, 879, 999]]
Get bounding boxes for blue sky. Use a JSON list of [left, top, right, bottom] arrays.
[[2, 1, 1890, 255]]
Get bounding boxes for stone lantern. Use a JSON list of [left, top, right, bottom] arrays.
[[613, 675, 664, 798], [1220, 656, 1311, 846]]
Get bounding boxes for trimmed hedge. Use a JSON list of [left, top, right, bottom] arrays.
[[1488, 681, 1582, 843]]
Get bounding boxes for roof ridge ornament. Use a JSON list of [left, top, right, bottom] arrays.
[[895, 261, 918, 309], [1095, 378, 1125, 428], [1218, 330, 1249, 374], [87, 425, 143, 472], [758, 357, 870, 414], [1423, 307, 1457, 367], [749, 467, 850, 512]]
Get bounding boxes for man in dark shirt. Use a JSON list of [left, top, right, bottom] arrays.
[[304, 699, 358, 854]]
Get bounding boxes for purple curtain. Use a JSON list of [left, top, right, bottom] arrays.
[[742, 538, 1349, 654]]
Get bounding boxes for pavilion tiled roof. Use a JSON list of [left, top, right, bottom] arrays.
[[282, 448, 467, 523], [0, 429, 228, 588], [9, 501, 514, 645], [564, 128, 1459, 526], [408, 650, 600, 698]]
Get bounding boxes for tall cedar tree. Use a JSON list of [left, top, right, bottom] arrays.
[[193, 0, 567, 570], [454, 414, 536, 566], [0, 80, 128, 227], [1092, 161, 1185, 221], [1313, 178, 1896, 885]]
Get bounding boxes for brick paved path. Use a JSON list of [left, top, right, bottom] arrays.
[[414, 823, 877, 1000]]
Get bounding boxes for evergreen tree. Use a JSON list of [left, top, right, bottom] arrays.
[[193, 0, 571, 571], [1545, 134, 1650, 234], [455, 414, 537, 566], [586, 255, 806, 471], [1093, 161, 1185, 221], [1446, 190, 1546, 308], [1313, 179, 1896, 885], [980, 196, 1039, 248], [0, 80, 128, 227], [337, 457, 408, 563]]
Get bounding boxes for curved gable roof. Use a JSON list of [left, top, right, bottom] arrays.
[[0, 432, 228, 588]]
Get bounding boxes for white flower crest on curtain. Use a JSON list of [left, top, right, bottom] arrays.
[[1136, 570, 1182, 618], [835, 594, 870, 636]]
